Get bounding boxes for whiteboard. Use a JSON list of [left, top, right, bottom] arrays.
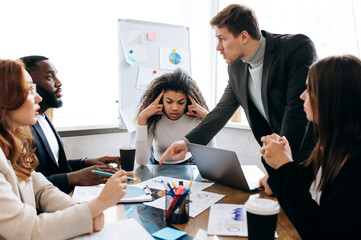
[[117, 19, 191, 132]]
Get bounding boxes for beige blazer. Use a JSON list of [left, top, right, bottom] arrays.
[[0, 148, 93, 240]]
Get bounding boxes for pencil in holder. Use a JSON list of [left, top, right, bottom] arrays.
[[165, 190, 190, 224]]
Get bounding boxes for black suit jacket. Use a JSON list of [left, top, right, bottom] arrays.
[[186, 30, 317, 163], [267, 146, 361, 239], [31, 114, 82, 193]]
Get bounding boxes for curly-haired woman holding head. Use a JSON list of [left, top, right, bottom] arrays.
[[135, 69, 216, 165]]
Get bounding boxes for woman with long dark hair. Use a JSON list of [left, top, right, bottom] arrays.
[[260, 55, 361, 239], [0, 59, 127, 239], [135, 69, 216, 165]]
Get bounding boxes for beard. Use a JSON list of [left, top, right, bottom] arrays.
[[38, 86, 63, 109]]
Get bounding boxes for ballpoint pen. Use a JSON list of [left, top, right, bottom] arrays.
[[91, 170, 137, 181], [167, 182, 175, 195]]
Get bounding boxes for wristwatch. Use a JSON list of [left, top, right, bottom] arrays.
[[80, 157, 88, 168]]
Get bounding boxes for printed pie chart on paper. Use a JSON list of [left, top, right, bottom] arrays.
[[125, 186, 145, 198], [169, 52, 181, 65]]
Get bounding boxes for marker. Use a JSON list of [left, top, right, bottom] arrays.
[[91, 170, 136, 181]]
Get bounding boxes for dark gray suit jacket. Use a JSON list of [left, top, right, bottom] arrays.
[[31, 114, 82, 193], [186, 30, 317, 163]]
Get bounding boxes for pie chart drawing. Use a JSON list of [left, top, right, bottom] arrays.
[[169, 52, 181, 65]]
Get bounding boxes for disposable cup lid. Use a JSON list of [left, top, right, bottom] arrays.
[[245, 198, 280, 215], [119, 144, 136, 150]]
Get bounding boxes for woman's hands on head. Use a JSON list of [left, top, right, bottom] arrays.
[[260, 133, 293, 169], [186, 95, 208, 119], [138, 90, 164, 125]]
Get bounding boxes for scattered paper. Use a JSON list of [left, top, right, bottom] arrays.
[[208, 204, 248, 237], [136, 176, 214, 193], [71, 218, 153, 240], [207, 204, 278, 238]]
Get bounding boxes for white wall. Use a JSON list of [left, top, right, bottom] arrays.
[[0, 0, 217, 128], [61, 127, 265, 172]]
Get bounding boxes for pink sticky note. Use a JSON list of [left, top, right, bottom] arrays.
[[147, 32, 156, 41]]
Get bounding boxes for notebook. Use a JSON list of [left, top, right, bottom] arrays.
[[72, 185, 152, 203], [188, 143, 265, 191]]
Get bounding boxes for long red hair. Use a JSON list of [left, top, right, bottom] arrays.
[[0, 59, 38, 181]]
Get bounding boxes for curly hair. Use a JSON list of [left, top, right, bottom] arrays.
[[138, 68, 208, 137], [0, 59, 38, 182]]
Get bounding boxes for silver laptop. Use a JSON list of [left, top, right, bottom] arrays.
[[188, 143, 264, 191]]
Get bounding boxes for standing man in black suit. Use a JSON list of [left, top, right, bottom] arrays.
[[21, 55, 119, 194], [160, 4, 317, 193]]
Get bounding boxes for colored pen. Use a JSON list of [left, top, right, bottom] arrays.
[[91, 170, 136, 181], [92, 170, 113, 176], [167, 182, 175, 195], [172, 181, 178, 191]]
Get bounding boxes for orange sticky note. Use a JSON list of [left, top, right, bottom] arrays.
[[147, 32, 156, 41]]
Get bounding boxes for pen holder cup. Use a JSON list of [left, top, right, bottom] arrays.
[[165, 190, 190, 224]]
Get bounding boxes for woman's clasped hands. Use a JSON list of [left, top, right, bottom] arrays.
[[260, 133, 293, 169]]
